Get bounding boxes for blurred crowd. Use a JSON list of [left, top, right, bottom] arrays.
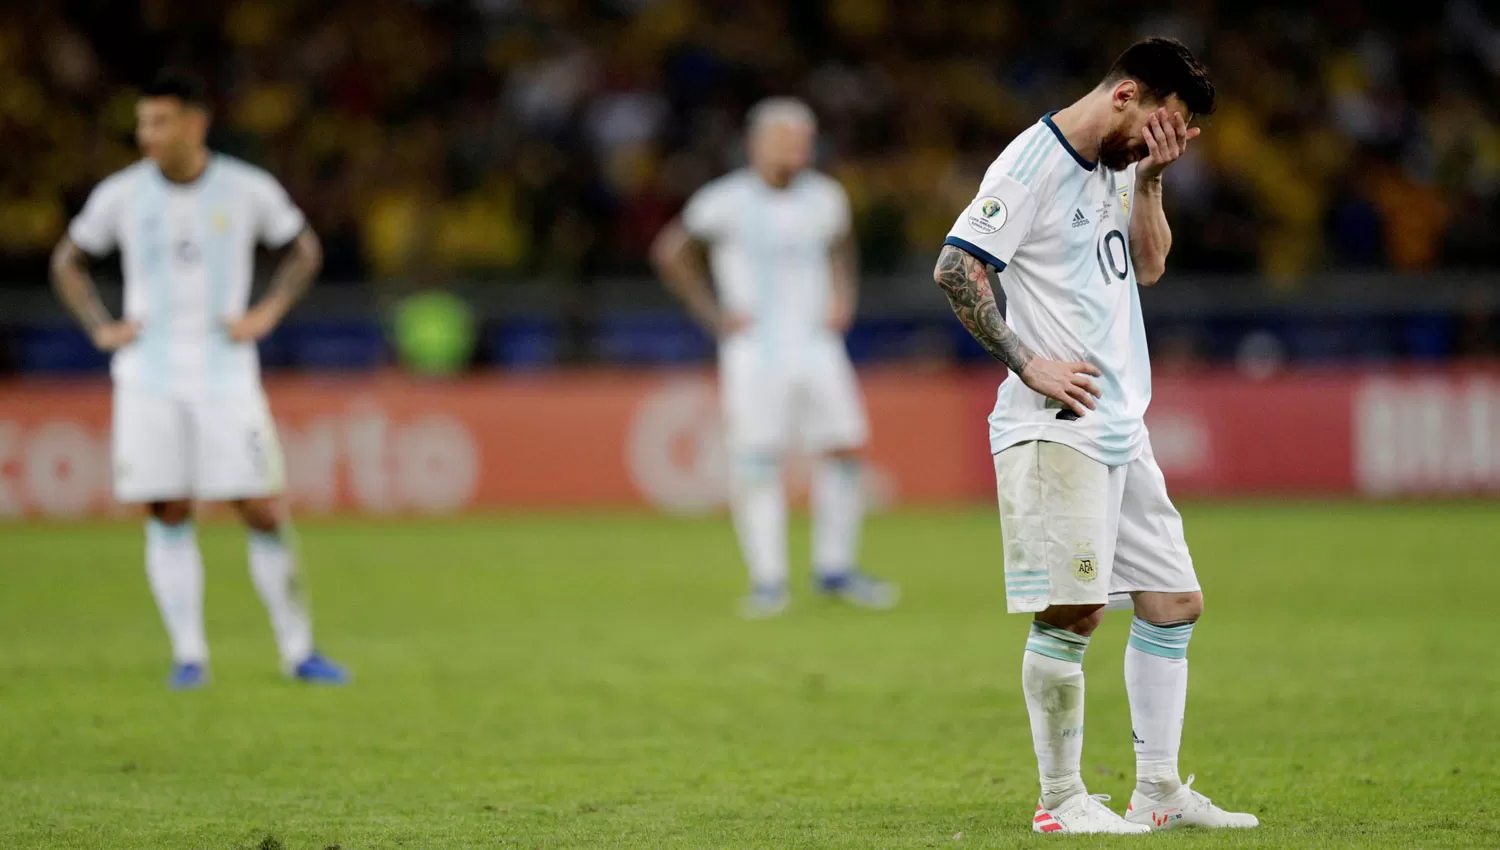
[[2, 0, 1499, 289]]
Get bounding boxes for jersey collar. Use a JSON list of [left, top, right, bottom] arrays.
[[1041, 111, 1097, 172], [151, 152, 218, 189]]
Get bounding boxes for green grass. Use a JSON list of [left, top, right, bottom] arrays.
[[1, 503, 1497, 849]]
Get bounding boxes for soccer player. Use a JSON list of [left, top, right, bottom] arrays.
[[934, 39, 1257, 833], [652, 98, 898, 619], [50, 70, 348, 690]]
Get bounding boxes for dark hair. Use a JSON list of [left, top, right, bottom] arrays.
[[1103, 37, 1215, 118], [141, 68, 210, 111]]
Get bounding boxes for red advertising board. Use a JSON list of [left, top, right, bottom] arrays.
[[1, 367, 1497, 518]]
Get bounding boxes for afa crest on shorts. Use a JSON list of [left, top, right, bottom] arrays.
[[1073, 542, 1098, 582], [967, 196, 1007, 234]]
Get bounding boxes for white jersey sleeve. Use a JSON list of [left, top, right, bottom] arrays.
[[681, 178, 735, 242], [68, 176, 129, 256], [943, 148, 1045, 271], [246, 171, 307, 248]]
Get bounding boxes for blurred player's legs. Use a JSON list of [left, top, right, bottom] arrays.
[[810, 450, 862, 578], [721, 339, 791, 616], [721, 336, 895, 616], [115, 391, 208, 687], [145, 501, 209, 689], [805, 339, 866, 573], [236, 498, 348, 684], [113, 387, 346, 685], [729, 453, 789, 618], [802, 337, 896, 609]]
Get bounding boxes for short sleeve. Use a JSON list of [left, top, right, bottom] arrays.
[[943, 166, 1040, 271], [250, 173, 307, 248], [68, 183, 121, 256], [681, 182, 731, 242]]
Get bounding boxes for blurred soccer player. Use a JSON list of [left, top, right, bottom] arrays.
[[935, 40, 1256, 833], [652, 98, 897, 619], [50, 70, 348, 689]]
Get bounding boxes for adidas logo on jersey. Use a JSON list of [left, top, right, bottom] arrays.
[[1071, 208, 1089, 228]]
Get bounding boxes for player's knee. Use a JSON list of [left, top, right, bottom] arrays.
[[732, 452, 781, 487], [234, 499, 281, 534], [824, 446, 862, 465], [1136, 590, 1202, 625], [1035, 604, 1106, 638], [148, 500, 194, 526]]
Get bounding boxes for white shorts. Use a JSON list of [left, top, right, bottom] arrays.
[[994, 438, 1198, 614], [112, 387, 286, 503], [720, 334, 869, 454]]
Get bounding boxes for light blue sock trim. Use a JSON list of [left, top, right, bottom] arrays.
[[146, 518, 196, 542], [824, 455, 862, 473], [1128, 617, 1194, 659], [734, 452, 781, 485], [248, 529, 287, 549], [1026, 622, 1090, 664]]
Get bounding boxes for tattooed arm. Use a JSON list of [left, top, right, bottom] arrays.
[[933, 243, 1102, 417], [226, 228, 323, 343], [51, 235, 139, 351]]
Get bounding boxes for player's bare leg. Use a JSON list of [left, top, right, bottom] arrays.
[[1026, 604, 1147, 834], [233, 497, 347, 684], [145, 499, 209, 689], [1124, 590, 1257, 829], [811, 446, 897, 609]]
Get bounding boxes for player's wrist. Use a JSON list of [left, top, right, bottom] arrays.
[[83, 311, 112, 335], [253, 298, 290, 325]]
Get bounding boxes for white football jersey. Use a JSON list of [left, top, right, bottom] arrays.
[[68, 154, 306, 397], [945, 113, 1149, 467], [682, 168, 851, 360]]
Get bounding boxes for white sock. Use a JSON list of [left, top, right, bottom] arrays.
[[145, 519, 208, 664], [1126, 617, 1193, 798], [1023, 622, 1091, 809], [811, 456, 864, 577], [248, 528, 314, 667], [730, 454, 787, 590]]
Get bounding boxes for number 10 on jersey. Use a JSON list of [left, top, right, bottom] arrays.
[[1097, 229, 1129, 284]]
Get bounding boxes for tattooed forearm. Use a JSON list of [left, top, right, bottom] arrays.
[[261, 229, 322, 316], [932, 244, 1034, 374], [50, 237, 111, 332]]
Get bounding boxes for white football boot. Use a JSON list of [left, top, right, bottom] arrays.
[[1125, 775, 1260, 830], [1033, 793, 1151, 835]]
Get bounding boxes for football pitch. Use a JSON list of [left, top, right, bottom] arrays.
[[2, 503, 1497, 849]]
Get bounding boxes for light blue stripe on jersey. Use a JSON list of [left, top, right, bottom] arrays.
[[199, 159, 234, 390], [1017, 144, 1056, 186], [139, 174, 171, 390], [1007, 128, 1048, 181]]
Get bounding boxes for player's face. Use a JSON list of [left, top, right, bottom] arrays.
[[136, 97, 208, 169], [750, 122, 815, 180], [1099, 92, 1190, 172]]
